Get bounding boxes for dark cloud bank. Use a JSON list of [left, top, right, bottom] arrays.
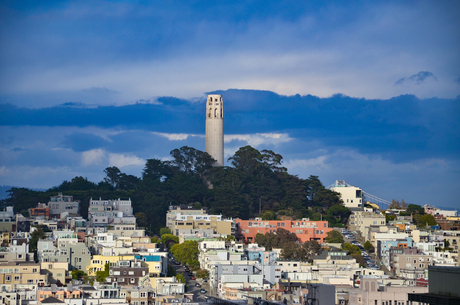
[[1, 89, 459, 163]]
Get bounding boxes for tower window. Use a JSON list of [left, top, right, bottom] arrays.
[[214, 108, 218, 117]]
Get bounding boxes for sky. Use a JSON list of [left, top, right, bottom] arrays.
[[0, 0, 459, 209]]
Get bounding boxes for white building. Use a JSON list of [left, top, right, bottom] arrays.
[[330, 180, 364, 209]]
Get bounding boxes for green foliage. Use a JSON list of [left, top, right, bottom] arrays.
[[325, 230, 344, 243], [342, 242, 361, 255], [255, 228, 299, 251], [385, 214, 396, 222], [29, 225, 49, 252], [170, 240, 200, 268], [325, 205, 351, 227], [364, 240, 373, 252], [261, 210, 276, 220], [150, 236, 160, 243], [175, 273, 187, 292], [96, 263, 109, 282], [407, 204, 425, 215], [280, 240, 321, 263], [413, 214, 437, 227], [167, 265, 177, 277], [2, 145, 344, 232], [196, 269, 209, 279], [160, 227, 172, 236], [71, 269, 87, 280], [161, 234, 179, 248]]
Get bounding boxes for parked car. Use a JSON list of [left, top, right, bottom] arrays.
[[191, 276, 196, 280], [195, 283, 201, 287], [200, 289, 206, 294]]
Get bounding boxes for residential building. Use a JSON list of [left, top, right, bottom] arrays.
[[0, 262, 48, 286], [236, 218, 332, 243], [106, 260, 149, 287], [330, 180, 364, 209], [48, 193, 80, 217], [171, 213, 234, 237], [391, 248, 432, 277], [166, 205, 208, 230], [349, 276, 427, 305]]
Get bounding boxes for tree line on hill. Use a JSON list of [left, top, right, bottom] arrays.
[[1, 145, 350, 234]]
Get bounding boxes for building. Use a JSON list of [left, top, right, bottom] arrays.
[[48, 193, 80, 217], [171, 213, 234, 237], [205, 94, 224, 166], [88, 198, 134, 227], [0, 262, 48, 286], [408, 266, 460, 304], [349, 276, 427, 305], [106, 260, 149, 287], [236, 218, 332, 243], [391, 248, 432, 277], [330, 180, 364, 209], [166, 205, 208, 230]]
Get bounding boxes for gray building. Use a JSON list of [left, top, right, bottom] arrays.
[[48, 193, 80, 217]]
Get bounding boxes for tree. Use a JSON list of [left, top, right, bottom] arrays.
[[261, 210, 276, 220], [364, 240, 373, 252], [103, 166, 121, 188], [160, 227, 172, 236], [151, 236, 160, 243], [71, 270, 87, 280], [280, 242, 302, 260], [301, 240, 322, 263], [170, 241, 200, 268], [342, 242, 361, 255], [135, 212, 149, 228], [389, 199, 400, 209], [96, 263, 109, 282], [196, 269, 209, 279], [325, 230, 344, 244], [161, 234, 179, 248], [407, 204, 424, 215]]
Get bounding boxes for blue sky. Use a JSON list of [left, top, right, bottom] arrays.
[[0, 0, 459, 209]]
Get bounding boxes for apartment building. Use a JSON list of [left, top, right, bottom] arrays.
[[48, 193, 80, 217], [350, 211, 386, 241], [88, 198, 133, 227], [349, 276, 427, 305], [236, 218, 332, 243], [391, 248, 432, 277], [166, 205, 209, 229], [330, 180, 364, 209], [0, 262, 48, 286], [171, 214, 234, 236], [106, 260, 149, 287]]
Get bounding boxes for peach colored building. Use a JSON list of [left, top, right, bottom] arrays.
[[236, 218, 332, 243], [37, 288, 82, 304]]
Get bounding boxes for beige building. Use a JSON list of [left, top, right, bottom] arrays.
[[349, 276, 427, 305], [331, 180, 364, 209], [392, 251, 433, 277], [171, 214, 233, 236], [166, 205, 208, 230], [0, 262, 48, 286], [40, 262, 69, 284], [350, 211, 386, 241]]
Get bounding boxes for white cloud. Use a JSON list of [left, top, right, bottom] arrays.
[[81, 149, 106, 166], [152, 132, 203, 141], [225, 133, 292, 146], [108, 153, 144, 168], [0, 166, 9, 176]]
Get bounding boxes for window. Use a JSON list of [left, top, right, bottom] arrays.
[[6, 275, 11, 281], [140, 293, 146, 298], [14, 276, 19, 281], [32, 268, 38, 273]]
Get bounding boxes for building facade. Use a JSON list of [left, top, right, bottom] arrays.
[[236, 218, 332, 243]]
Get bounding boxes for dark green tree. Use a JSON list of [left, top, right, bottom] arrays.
[[325, 230, 344, 243]]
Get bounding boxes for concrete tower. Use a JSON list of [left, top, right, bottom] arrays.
[[205, 94, 224, 166]]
